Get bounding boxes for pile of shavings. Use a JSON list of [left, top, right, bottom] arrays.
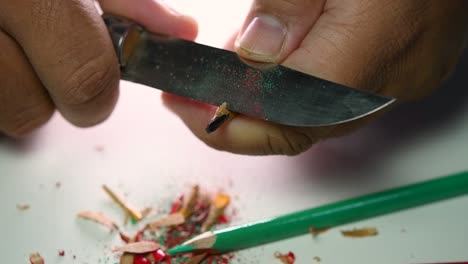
[[77, 185, 234, 264]]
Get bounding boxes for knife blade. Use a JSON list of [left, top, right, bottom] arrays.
[[104, 15, 394, 127]]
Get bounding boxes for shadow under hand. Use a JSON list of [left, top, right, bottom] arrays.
[[296, 50, 468, 183]]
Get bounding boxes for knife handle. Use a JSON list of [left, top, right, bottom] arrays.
[[103, 15, 143, 69]]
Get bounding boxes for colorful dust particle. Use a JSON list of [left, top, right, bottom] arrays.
[[274, 251, 295, 264]]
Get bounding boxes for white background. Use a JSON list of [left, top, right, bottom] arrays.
[[1, 0, 468, 263]]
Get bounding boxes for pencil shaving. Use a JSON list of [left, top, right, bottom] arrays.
[[309, 226, 330, 236], [146, 212, 185, 230], [17, 204, 30, 211], [29, 253, 44, 264], [341, 227, 378, 237], [77, 211, 118, 230], [179, 185, 199, 218], [113, 241, 160, 253], [274, 251, 295, 264], [141, 207, 155, 219], [119, 253, 134, 264], [185, 253, 208, 264], [102, 185, 142, 221], [202, 193, 230, 232]]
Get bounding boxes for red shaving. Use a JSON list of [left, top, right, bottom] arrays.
[[204, 253, 235, 264], [218, 214, 229, 224], [170, 195, 184, 214], [151, 249, 166, 262], [133, 255, 150, 264], [58, 250, 65, 256], [274, 251, 296, 264]]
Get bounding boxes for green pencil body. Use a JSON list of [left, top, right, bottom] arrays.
[[207, 171, 468, 252]]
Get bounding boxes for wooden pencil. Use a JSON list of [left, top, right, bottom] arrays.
[[168, 171, 468, 255]]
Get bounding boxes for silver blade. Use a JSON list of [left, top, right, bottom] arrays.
[[106, 16, 394, 127]]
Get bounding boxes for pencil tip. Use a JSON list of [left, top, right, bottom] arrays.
[[205, 114, 230, 133], [167, 244, 196, 256]]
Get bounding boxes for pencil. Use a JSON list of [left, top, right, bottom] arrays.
[[168, 171, 468, 255]]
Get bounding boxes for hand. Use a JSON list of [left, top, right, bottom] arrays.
[[0, 0, 197, 137], [163, 0, 468, 155]]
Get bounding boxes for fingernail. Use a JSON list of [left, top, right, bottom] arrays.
[[236, 15, 287, 62]]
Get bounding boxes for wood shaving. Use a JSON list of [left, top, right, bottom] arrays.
[[140, 207, 155, 219], [113, 241, 160, 254], [202, 193, 230, 232], [29, 253, 44, 264], [77, 211, 118, 231], [274, 251, 295, 264], [185, 253, 208, 264], [102, 185, 142, 221], [309, 226, 330, 236], [119, 253, 134, 264], [313, 256, 321, 262], [146, 212, 185, 231], [179, 185, 199, 218], [16, 204, 30, 211], [341, 227, 378, 237]]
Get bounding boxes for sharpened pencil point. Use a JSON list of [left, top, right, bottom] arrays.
[[206, 114, 230, 133], [167, 244, 196, 256], [205, 102, 236, 133]]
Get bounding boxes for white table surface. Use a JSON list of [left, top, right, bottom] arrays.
[[1, 1, 468, 263]]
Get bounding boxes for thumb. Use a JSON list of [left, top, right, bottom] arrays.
[[234, 0, 325, 63]]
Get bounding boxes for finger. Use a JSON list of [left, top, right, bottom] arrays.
[[162, 93, 328, 155], [0, 0, 120, 127], [234, 0, 326, 63], [282, 1, 468, 98], [99, 0, 198, 40], [0, 30, 54, 137]]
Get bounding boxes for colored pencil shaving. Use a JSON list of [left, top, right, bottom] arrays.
[[179, 185, 200, 218], [16, 204, 30, 211], [341, 227, 378, 237], [113, 241, 160, 253], [145, 249, 167, 262], [185, 253, 208, 264], [77, 184, 235, 263], [309, 226, 331, 236], [145, 212, 186, 231], [202, 193, 230, 232], [274, 251, 296, 264], [77, 211, 119, 231], [102, 185, 143, 221], [29, 253, 44, 264], [206, 102, 236, 133], [141, 207, 155, 219], [119, 253, 134, 264]]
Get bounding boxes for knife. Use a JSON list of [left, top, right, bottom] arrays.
[[103, 15, 394, 127]]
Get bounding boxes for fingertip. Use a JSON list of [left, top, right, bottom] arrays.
[[100, 0, 199, 41]]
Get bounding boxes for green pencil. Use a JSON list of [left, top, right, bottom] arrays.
[[168, 171, 468, 255]]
